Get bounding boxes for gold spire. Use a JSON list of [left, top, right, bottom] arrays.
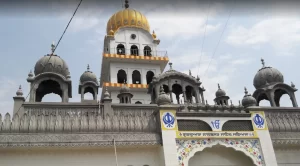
[[152, 30, 157, 39]]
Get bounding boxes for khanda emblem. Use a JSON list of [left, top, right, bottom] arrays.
[[253, 113, 264, 128], [162, 112, 175, 128]]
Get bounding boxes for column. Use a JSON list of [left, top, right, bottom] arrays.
[[182, 91, 187, 104], [168, 80, 173, 103], [290, 93, 298, 107], [266, 91, 276, 107], [195, 90, 200, 104], [200, 91, 205, 104]]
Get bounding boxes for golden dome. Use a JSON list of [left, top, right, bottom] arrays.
[[106, 8, 150, 35]]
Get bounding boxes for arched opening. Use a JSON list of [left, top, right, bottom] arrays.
[[188, 145, 255, 166], [257, 93, 270, 106], [259, 99, 270, 106], [144, 46, 152, 56], [146, 71, 154, 84], [117, 69, 127, 83], [35, 80, 62, 102], [132, 70, 141, 84], [172, 84, 183, 104], [116, 44, 125, 55], [163, 84, 169, 93], [274, 89, 293, 107], [130, 45, 138, 56], [41, 93, 62, 102], [185, 86, 195, 104], [135, 101, 142, 104], [83, 87, 95, 100]]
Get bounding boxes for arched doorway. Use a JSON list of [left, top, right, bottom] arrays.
[[177, 139, 263, 166], [189, 145, 255, 166]]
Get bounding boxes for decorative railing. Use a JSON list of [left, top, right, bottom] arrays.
[[0, 112, 158, 133], [105, 48, 168, 57], [176, 103, 247, 113], [23, 103, 103, 118]]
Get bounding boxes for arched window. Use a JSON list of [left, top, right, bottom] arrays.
[[116, 44, 125, 55], [117, 69, 127, 83], [146, 71, 154, 84], [132, 70, 141, 84], [144, 46, 152, 56], [131, 45, 138, 56], [135, 101, 142, 104]]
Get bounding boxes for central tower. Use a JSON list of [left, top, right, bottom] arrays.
[[100, 0, 169, 104]]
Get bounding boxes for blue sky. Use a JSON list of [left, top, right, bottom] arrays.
[[0, 0, 300, 114]]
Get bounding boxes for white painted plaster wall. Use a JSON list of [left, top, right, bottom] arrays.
[[110, 90, 151, 104], [110, 62, 161, 84], [107, 28, 158, 56], [275, 149, 300, 166], [188, 146, 255, 166], [0, 147, 161, 166]]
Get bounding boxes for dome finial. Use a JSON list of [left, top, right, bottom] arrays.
[[16, 85, 23, 96], [189, 69, 192, 76], [244, 87, 248, 95], [51, 42, 55, 54], [291, 81, 295, 88], [218, 83, 221, 89], [261, 58, 265, 68], [124, 0, 129, 8], [169, 62, 173, 70], [87, 64, 90, 71]]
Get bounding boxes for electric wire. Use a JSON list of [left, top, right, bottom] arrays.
[[16, 0, 83, 114], [202, 0, 235, 78], [196, 0, 212, 76]]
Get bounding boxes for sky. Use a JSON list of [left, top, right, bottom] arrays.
[[0, 0, 300, 115]]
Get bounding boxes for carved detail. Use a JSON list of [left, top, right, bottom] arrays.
[[265, 112, 300, 132]]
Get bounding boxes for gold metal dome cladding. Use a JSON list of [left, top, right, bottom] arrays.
[[106, 9, 150, 35]]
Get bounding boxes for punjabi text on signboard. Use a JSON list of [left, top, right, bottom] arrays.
[[177, 131, 257, 138]]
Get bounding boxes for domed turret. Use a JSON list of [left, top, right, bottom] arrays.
[[215, 84, 226, 97], [79, 65, 98, 85], [34, 43, 70, 78], [156, 86, 171, 106], [117, 83, 133, 104], [78, 65, 99, 102], [253, 58, 284, 89], [28, 43, 72, 103], [242, 87, 257, 108], [214, 84, 230, 106]]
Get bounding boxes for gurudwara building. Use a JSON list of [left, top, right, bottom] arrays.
[[1, 1, 300, 166]]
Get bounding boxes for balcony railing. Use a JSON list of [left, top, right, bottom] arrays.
[[104, 47, 168, 57]]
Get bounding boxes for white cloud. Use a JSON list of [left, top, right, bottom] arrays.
[[226, 17, 300, 56], [146, 3, 224, 39], [69, 17, 100, 32]]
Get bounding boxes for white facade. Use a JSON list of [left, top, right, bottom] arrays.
[[104, 28, 159, 56], [109, 62, 161, 84], [0, 147, 162, 166]]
